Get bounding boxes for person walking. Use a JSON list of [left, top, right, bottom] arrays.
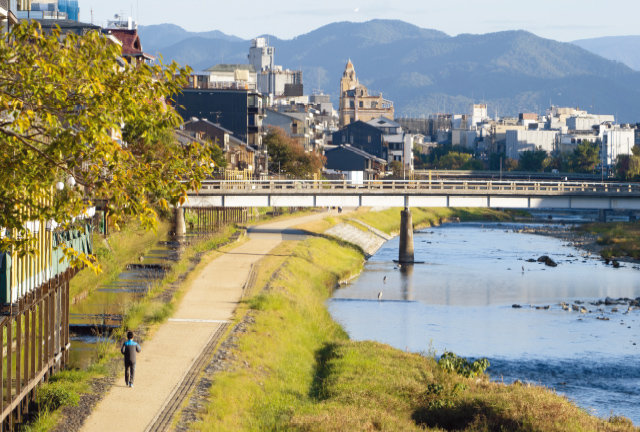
[[121, 331, 141, 388]]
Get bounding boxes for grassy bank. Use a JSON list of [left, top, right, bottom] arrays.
[[581, 221, 640, 259], [196, 209, 635, 432], [70, 220, 171, 301], [349, 207, 518, 235]]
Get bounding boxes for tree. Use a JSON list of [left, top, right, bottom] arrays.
[[390, 161, 404, 178], [210, 143, 227, 169], [0, 22, 212, 267], [569, 141, 600, 173], [518, 149, 547, 172], [615, 154, 640, 180], [265, 127, 323, 178], [438, 152, 473, 170]]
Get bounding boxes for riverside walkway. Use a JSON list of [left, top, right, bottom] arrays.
[[80, 211, 332, 432]]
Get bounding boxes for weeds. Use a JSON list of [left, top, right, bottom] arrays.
[[438, 351, 490, 378]]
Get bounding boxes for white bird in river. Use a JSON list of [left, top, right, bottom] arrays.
[[383, 275, 387, 284], [521, 265, 524, 272], [378, 291, 383, 301]]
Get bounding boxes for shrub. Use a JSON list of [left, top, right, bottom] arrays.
[[36, 382, 80, 411], [438, 351, 489, 378]]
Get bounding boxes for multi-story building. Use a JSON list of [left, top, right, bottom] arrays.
[[197, 64, 258, 90], [16, 0, 78, 20], [338, 60, 393, 127], [1, 0, 18, 30], [173, 88, 265, 152], [600, 125, 635, 168], [248, 37, 302, 97], [263, 108, 312, 150], [505, 129, 558, 160]]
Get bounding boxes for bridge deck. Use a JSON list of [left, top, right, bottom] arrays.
[[186, 180, 640, 210]]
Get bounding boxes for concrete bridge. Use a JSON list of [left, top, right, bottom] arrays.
[[185, 180, 640, 211], [179, 179, 640, 264]]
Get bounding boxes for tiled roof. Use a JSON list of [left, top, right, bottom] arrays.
[[326, 145, 386, 164], [104, 28, 150, 58]]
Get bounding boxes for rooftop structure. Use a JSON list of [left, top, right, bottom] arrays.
[[338, 60, 394, 127]]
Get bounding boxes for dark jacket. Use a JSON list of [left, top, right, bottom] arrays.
[[121, 339, 141, 363]]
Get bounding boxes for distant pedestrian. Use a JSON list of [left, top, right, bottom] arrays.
[[121, 330, 141, 388]]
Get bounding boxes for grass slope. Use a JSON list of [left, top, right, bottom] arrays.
[[581, 221, 640, 259]]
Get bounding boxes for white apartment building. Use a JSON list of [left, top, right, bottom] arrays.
[[506, 130, 558, 159]]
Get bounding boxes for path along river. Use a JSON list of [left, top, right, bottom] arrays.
[[329, 221, 640, 424]]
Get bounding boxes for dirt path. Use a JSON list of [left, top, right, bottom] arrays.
[[79, 211, 332, 432]]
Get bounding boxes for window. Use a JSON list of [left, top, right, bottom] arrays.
[[359, 101, 364, 108], [349, 101, 355, 109]]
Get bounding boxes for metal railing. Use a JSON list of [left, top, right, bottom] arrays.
[[195, 180, 640, 196]]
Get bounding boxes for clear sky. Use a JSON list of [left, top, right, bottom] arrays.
[[79, 0, 639, 42]]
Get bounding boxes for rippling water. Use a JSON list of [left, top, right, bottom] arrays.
[[329, 222, 640, 423]]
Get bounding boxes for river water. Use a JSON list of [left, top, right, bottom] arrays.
[[329, 222, 640, 424]]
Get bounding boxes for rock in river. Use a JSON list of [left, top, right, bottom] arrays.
[[537, 255, 558, 267]]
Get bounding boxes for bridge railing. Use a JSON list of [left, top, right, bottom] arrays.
[[196, 180, 640, 195]]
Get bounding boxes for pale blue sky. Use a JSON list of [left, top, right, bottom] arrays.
[[79, 0, 639, 42]]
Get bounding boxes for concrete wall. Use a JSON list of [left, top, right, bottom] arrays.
[[506, 129, 558, 159]]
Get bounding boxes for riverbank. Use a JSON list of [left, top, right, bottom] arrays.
[[20, 224, 241, 432], [192, 208, 635, 431], [520, 220, 640, 264]]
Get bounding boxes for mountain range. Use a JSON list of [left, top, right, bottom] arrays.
[[573, 36, 640, 72], [139, 20, 640, 123]]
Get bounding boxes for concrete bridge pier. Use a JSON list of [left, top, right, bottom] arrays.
[[398, 207, 415, 263], [174, 207, 186, 236], [598, 209, 609, 223]]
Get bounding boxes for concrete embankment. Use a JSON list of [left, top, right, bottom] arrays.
[[325, 219, 392, 257]]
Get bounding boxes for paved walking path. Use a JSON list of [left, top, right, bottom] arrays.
[[80, 212, 331, 432]]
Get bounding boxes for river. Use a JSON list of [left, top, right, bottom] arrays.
[[329, 221, 640, 424]]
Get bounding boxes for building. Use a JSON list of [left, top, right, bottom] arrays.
[[566, 114, 616, 132], [36, 18, 100, 35], [324, 145, 386, 181], [471, 104, 488, 127], [15, 0, 78, 20], [338, 60, 393, 127], [187, 64, 257, 90], [173, 88, 264, 150], [505, 130, 558, 160], [248, 37, 302, 97], [601, 126, 635, 168], [182, 118, 256, 171], [366, 117, 414, 170], [103, 27, 154, 64], [263, 108, 312, 150], [332, 120, 386, 160], [1, 0, 19, 30]]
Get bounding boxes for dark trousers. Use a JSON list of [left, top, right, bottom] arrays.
[[124, 360, 136, 384]]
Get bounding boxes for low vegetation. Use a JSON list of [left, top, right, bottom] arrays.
[[349, 207, 516, 235], [69, 220, 171, 301], [196, 209, 634, 431], [582, 221, 640, 259]]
